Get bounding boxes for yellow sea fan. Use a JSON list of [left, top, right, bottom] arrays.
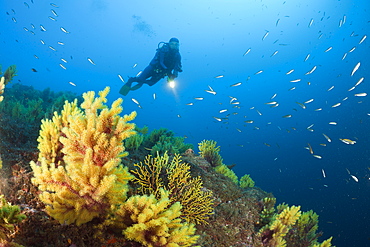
[[0, 76, 5, 102], [278, 205, 301, 226], [270, 220, 289, 237], [198, 139, 223, 167], [166, 154, 214, 225], [117, 189, 199, 247], [31, 87, 136, 226]]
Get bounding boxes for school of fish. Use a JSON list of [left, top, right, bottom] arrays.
[[5, 2, 368, 184]]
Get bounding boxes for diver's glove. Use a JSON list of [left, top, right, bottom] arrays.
[[168, 73, 176, 80], [173, 71, 178, 78]]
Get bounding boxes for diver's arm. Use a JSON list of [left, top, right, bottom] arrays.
[[159, 50, 167, 70], [173, 53, 182, 77]]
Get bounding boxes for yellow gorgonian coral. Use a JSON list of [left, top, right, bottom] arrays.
[[312, 237, 333, 247], [0, 77, 5, 102], [166, 154, 214, 225], [31, 87, 136, 226], [198, 139, 223, 167], [277, 205, 301, 226], [132, 153, 214, 225], [116, 189, 199, 247], [37, 99, 82, 166], [131, 153, 168, 198]]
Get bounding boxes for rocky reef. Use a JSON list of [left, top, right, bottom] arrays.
[[0, 72, 333, 246]]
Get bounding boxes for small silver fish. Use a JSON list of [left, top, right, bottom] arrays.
[[255, 70, 263, 75], [205, 90, 216, 95], [69, 81, 76, 86], [332, 103, 341, 108], [359, 35, 367, 44], [322, 133, 331, 142], [131, 98, 140, 105], [51, 9, 58, 17], [118, 74, 124, 82], [324, 47, 332, 52], [87, 57, 95, 65], [354, 77, 364, 87], [59, 63, 66, 70], [262, 31, 269, 41], [214, 75, 224, 79], [265, 101, 277, 105], [304, 54, 310, 61], [308, 18, 314, 27], [348, 86, 356, 92], [243, 48, 251, 56], [290, 79, 301, 83], [322, 169, 326, 178], [351, 62, 361, 76], [286, 69, 294, 75], [354, 93, 367, 97], [230, 82, 242, 87], [327, 86, 334, 91], [305, 66, 317, 75], [348, 46, 356, 53], [307, 143, 314, 154], [271, 50, 278, 57], [60, 27, 70, 33], [350, 175, 359, 182]]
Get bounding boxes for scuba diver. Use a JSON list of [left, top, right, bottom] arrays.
[[119, 37, 183, 96]]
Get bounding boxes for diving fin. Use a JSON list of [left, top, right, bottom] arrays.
[[119, 84, 131, 96]]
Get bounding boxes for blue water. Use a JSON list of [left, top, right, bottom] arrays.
[[1, 1, 369, 246]]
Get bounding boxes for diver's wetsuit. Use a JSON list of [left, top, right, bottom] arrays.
[[127, 44, 182, 88]]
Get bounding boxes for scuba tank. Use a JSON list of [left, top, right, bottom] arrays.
[[157, 41, 170, 51]]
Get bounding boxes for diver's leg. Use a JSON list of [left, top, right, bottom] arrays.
[[124, 65, 153, 86], [130, 83, 144, 91], [146, 73, 163, 86], [137, 65, 153, 82]]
